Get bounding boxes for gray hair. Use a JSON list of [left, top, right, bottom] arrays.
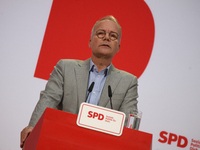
[[91, 15, 122, 41]]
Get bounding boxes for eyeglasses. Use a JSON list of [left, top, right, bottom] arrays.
[[95, 29, 119, 41]]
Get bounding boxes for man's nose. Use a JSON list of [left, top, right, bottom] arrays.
[[103, 33, 110, 41]]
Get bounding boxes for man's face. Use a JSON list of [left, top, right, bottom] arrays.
[[89, 20, 120, 59]]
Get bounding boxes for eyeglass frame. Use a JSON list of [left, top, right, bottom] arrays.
[[95, 29, 119, 41]]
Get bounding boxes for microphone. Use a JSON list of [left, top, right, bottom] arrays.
[[108, 85, 113, 109], [85, 82, 95, 102]]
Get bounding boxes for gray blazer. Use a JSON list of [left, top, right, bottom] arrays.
[[29, 59, 138, 126]]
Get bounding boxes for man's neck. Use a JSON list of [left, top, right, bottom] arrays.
[[91, 56, 111, 72]]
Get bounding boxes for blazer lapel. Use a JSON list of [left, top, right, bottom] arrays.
[[98, 65, 121, 107], [75, 59, 90, 106]]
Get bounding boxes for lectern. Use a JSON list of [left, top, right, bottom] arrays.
[[24, 108, 152, 150]]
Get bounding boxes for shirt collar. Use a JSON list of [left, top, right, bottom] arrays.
[[89, 60, 110, 76]]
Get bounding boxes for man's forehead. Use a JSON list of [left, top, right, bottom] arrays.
[[94, 20, 119, 32]]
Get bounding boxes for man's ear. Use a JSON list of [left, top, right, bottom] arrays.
[[117, 44, 120, 53], [88, 39, 91, 48]]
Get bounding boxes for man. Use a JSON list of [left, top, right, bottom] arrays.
[[20, 15, 138, 148]]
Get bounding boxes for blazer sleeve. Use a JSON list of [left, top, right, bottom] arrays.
[[28, 60, 65, 127], [119, 75, 138, 116]]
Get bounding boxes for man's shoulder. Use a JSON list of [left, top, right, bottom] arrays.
[[59, 59, 83, 64], [114, 67, 137, 79], [57, 59, 89, 66], [56, 59, 90, 70]]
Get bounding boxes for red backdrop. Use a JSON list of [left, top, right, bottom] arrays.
[[34, 0, 155, 80]]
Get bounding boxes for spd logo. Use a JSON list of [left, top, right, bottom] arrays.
[[158, 131, 188, 148], [87, 111, 104, 120]]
